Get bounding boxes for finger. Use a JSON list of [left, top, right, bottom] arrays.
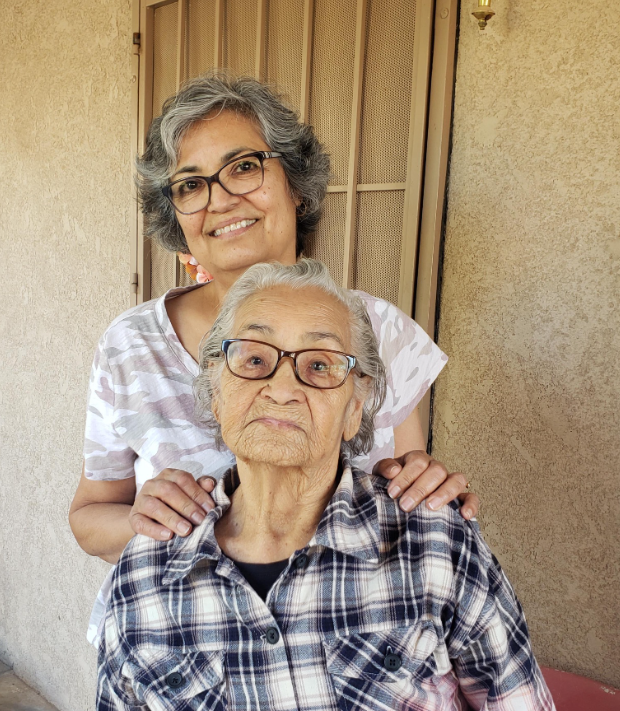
[[456, 492, 480, 520], [129, 512, 174, 541], [197, 476, 217, 493], [372, 458, 403, 480], [157, 470, 214, 515], [396, 460, 449, 512], [423, 472, 468, 511], [134, 492, 195, 536], [385, 451, 434, 499]]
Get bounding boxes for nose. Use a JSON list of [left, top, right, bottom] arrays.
[[207, 180, 240, 213], [262, 357, 304, 404]]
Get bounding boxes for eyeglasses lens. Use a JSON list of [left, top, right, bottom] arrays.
[[226, 341, 350, 389], [170, 155, 264, 213]]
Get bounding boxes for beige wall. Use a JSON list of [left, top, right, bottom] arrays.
[[434, 0, 620, 687], [0, 0, 133, 709]]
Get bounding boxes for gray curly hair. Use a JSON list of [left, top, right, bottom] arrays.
[[135, 72, 330, 257], [194, 259, 387, 458]]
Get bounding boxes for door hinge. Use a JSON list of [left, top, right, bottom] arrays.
[[130, 273, 139, 293], [133, 32, 141, 47]]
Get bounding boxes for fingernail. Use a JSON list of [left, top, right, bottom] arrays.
[[462, 509, 472, 519], [400, 497, 414, 512], [160, 530, 172, 540], [389, 465, 400, 477], [388, 484, 401, 499], [191, 511, 205, 525], [201, 501, 214, 512], [178, 522, 191, 535], [426, 497, 440, 510]]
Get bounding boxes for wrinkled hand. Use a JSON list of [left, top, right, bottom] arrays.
[[129, 469, 216, 540], [373, 451, 479, 520]]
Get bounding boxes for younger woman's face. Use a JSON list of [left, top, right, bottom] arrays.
[[173, 110, 298, 281]]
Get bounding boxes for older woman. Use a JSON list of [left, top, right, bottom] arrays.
[[70, 73, 477, 646], [97, 260, 553, 711]]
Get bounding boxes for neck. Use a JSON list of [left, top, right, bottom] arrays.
[[204, 271, 237, 307], [215, 450, 341, 564]]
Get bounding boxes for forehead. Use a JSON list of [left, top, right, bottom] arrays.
[[233, 285, 352, 347], [178, 110, 267, 161]]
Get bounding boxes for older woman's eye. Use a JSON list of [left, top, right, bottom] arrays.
[[239, 353, 271, 374]]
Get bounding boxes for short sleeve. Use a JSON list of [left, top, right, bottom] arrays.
[[359, 294, 448, 428], [83, 337, 136, 481]]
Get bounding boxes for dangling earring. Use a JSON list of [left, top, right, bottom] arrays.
[[177, 252, 214, 284]]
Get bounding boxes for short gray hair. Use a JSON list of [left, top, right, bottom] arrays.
[[136, 72, 330, 257], [194, 259, 387, 458]]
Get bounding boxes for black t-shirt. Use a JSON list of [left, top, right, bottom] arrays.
[[233, 559, 288, 601]]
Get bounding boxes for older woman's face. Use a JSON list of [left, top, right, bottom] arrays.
[[212, 286, 366, 469], [174, 111, 298, 279]]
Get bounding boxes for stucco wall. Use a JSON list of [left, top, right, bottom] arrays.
[[434, 0, 620, 687], [0, 1, 133, 709]]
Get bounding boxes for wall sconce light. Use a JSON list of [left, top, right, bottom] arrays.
[[472, 0, 495, 29]]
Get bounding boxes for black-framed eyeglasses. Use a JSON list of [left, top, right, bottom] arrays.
[[221, 339, 358, 390], [162, 151, 283, 215]]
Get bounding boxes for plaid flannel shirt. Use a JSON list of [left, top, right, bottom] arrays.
[[97, 460, 555, 711]]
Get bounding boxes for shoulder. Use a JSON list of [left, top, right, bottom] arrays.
[[352, 290, 406, 326], [110, 534, 169, 605], [97, 295, 163, 352], [355, 465, 475, 561], [351, 290, 433, 347], [98, 284, 203, 350]]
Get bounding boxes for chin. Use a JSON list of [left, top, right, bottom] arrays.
[[229, 430, 312, 467]]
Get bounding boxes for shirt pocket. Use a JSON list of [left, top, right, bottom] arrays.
[[122, 647, 227, 711], [323, 623, 439, 711]]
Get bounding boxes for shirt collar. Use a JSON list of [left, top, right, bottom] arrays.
[[310, 458, 381, 563], [161, 457, 381, 585], [161, 468, 236, 585]]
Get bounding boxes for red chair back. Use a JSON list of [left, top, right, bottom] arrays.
[[541, 667, 620, 710]]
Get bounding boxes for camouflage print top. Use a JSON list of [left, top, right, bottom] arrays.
[[83, 283, 447, 491]]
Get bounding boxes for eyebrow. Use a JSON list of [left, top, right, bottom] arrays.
[[173, 147, 259, 178], [237, 325, 346, 349]]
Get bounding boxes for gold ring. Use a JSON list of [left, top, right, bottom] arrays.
[[464, 481, 471, 491]]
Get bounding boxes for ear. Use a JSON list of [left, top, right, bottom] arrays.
[[342, 378, 370, 442]]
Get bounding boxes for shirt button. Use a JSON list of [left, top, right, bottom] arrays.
[[265, 627, 280, 644], [383, 653, 402, 671], [166, 672, 185, 689], [295, 554, 309, 570]]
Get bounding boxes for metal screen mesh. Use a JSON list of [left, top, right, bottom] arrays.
[[305, 192, 346, 284], [265, 0, 304, 106], [358, 0, 416, 185], [188, 0, 216, 77], [224, 0, 256, 76], [153, 3, 178, 115], [151, 241, 179, 298], [353, 190, 404, 304], [308, 0, 356, 186]]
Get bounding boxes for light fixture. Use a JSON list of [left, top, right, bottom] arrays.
[[472, 0, 495, 30]]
